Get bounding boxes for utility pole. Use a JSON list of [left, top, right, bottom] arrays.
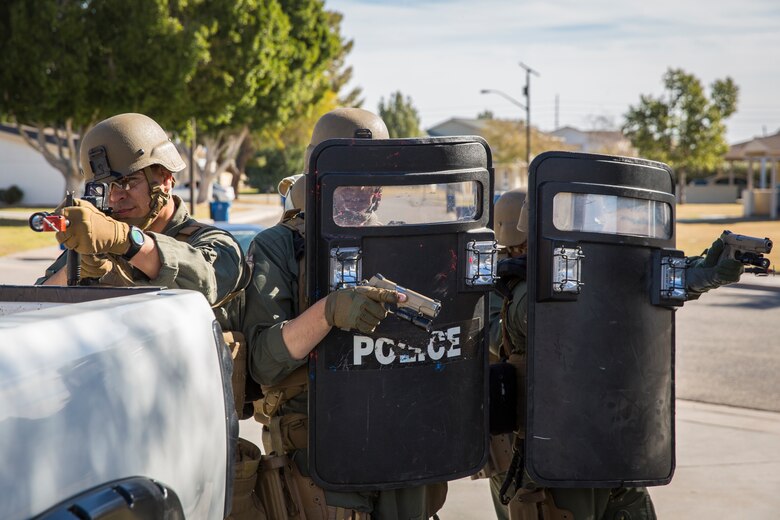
[[519, 62, 539, 165], [555, 94, 560, 130]]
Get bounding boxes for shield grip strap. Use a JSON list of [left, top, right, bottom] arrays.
[[255, 365, 308, 421], [262, 413, 308, 454]]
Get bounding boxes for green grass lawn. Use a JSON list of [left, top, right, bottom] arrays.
[[0, 218, 60, 257]]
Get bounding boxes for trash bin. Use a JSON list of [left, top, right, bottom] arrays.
[[446, 193, 456, 213], [210, 201, 231, 222]]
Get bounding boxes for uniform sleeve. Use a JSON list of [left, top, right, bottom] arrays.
[[504, 280, 528, 356], [143, 228, 243, 305], [243, 228, 306, 386], [35, 252, 67, 285]]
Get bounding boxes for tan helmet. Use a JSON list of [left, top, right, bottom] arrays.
[[278, 174, 305, 213], [302, 107, 389, 173], [79, 113, 186, 182], [494, 188, 528, 247]]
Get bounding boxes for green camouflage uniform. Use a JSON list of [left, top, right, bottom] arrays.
[[242, 222, 431, 519], [36, 196, 245, 330], [490, 277, 656, 520]]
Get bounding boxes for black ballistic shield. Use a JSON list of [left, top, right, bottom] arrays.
[[526, 151, 676, 487], [306, 137, 494, 490]]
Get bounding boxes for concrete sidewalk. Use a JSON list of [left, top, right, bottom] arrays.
[[238, 399, 780, 519], [435, 399, 780, 519]]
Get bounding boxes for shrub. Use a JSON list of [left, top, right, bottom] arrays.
[[1, 185, 24, 205]]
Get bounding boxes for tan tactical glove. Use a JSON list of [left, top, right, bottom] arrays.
[[81, 254, 114, 280], [324, 286, 399, 334], [56, 199, 131, 255]]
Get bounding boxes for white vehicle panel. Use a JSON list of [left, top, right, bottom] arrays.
[[0, 289, 229, 519]]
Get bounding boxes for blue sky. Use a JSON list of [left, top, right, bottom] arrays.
[[326, 0, 780, 143]]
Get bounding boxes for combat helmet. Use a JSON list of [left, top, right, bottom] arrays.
[[79, 113, 186, 228], [281, 108, 389, 218], [494, 188, 528, 248], [303, 107, 390, 172]]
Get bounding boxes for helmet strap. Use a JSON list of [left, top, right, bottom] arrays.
[[122, 166, 171, 230]]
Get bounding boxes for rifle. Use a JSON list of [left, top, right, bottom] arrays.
[[29, 182, 112, 285]]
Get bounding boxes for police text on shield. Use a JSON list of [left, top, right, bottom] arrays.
[[352, 326, 461, 366]]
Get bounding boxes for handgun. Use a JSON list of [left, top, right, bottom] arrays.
[[720, 230, 773, 273], [367, 274, 442, 332]]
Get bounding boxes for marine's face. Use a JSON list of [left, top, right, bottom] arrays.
[[333, 186, 381, 225], [107, 168, 168, 221]]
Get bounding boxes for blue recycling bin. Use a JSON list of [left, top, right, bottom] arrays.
[[446, 193, 456, 213], [209, 201, 231, 222]]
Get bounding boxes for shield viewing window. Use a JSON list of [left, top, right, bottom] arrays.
[[552, 192, 672, 239], [332, 181, 480, 227]]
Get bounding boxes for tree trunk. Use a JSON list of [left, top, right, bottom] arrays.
[[15, 120, 87, 198], [196, 127, 251, 204], [233, 137, 255, 200]]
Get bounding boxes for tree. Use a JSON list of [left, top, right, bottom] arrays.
[[234, 5, 354, 196], [174, 0, 345, 202], [1, 0, 344, 202], [623, 68, 738, 201], [241, 6, 361, 194], [378, 91, 422, 138], [246, 90, 340, 191], [477, 110, 495, 120], [0, 0, 204, 194]]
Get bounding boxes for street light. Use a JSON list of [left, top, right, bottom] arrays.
[[480, 61, 539, 165]]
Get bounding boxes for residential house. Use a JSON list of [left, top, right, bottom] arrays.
[[550, 126, 636, 156], [426, 117, 527, 192], [724, 131, 780, 218], [0, 123, 66, 206]]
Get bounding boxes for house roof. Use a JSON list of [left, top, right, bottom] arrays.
[[725, 131, 780, 160], [426, 118, 490, 137]]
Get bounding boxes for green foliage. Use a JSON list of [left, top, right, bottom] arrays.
[[246, 143, 306, 192], [0, 0, 202, 129], [378, 91, 422, 138], [0, 0, 348, 199], [247, 90, 340, 191], [0, 185, 24, 205], [623, 68, 739, 180]]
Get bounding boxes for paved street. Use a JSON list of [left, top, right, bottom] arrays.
[[677, 274, 780, 412], [3, 207, 779, 518]]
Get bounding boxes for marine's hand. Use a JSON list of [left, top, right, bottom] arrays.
[[324, 286, 400, 333], [686, 237, 744, 295], [81, 254, 114, 279], [56, 199, 131, 255]]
